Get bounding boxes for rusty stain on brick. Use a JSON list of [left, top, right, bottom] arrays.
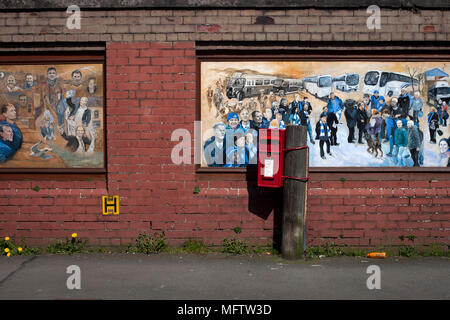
[[255, 16, 274, 25], [423, 25, 435, 33], [197, 24, 221, 33]]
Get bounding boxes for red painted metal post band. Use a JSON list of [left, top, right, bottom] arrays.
[[283, 146, 309, 152], [282, 146, 309, 181], [282, 176, 310, 182]]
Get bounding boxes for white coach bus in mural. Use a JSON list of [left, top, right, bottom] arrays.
[[333, 73, 360, 92], [226, 72, 277, 101], [302, 74, 333, 99], [363, 70, 419, 97]]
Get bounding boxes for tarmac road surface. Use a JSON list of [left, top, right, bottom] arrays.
[[0, 253, 448, 300]]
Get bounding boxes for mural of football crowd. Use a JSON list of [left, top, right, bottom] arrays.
[[0, 64, 104, 169], [201, 61, 450, 168]]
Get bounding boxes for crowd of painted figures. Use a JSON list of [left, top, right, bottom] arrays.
[[204, 78, 449, 167], [0, 67, 102, 163]]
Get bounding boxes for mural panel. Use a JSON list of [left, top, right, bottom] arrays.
[[0, 63, 104, 169], [200, 61, 450, 168]]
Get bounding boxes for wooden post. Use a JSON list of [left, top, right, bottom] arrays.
[[282, 125, 309, 259]]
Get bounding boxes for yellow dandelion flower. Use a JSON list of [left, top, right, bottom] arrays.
[[4, 237, 9, 241], [7, 252, 11, 257], [4, 248, 10, 253], [72, 233, 78, 238], [18, 247, 23, 253]]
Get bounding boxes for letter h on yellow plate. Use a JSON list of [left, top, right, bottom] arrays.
[[102, 196, 119, 215]]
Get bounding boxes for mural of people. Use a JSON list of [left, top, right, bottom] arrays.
[[5, 75, 22, 93], [86, 77, 99, 96], [0, 123, 17, 162], [427, 107, 440, 144], [250, 110, 264, 130], [40, 108, 55, 141], [206, 85, 214, 111], [0, 63, 104, 168], [201, 61, 450, 168], [1, 104, 22, 151], [204, 122, 226, 167], [407, 120, 421, 167], [60, 125, 95, 156], [42, 67, 63, 111], [315, 114, 332, 160], [24, 73, 35, 90], [438, 138, 449, 167]]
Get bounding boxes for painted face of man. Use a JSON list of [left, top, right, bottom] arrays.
[[26, 74, 33, 86], [440, 140, 449, 154], [80, 97, 88, 108], [47, 69, 57, 81], [3, 105, 16, 121], [240, 109, 249, 122], [72, 72, 82, 85], [321, 116, 327, 123], [264, 109, 272, 120], [228, 117, 239, 129], [214, 125, 226, 141], [0, 125, 13, 142], [19, 96, 27, 107], [7, 75, 16, 88], [253, 111, 262, 124], [329, 93, 335, 99]]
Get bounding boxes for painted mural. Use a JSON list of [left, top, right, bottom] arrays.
[[201, 61, 450, 168], [0, 64, 104, 169]]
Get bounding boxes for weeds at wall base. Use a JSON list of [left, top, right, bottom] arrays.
[[305, 242, 450, 259], [2, 233, 448, 258]]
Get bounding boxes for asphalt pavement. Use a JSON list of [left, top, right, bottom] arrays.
[[0, 253, 448, 300]]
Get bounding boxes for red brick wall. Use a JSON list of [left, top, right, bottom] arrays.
[[308, 176, 450, 247], [0, 8, 449, 248]]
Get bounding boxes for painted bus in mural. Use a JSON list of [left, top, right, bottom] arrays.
[[226, 73, 277, 101], [363, 70, 419, 97], [427, 81, 450, 105], [333, 73, 360, 92], [302, 75, 333, 99], [272, 78, 303, 96]]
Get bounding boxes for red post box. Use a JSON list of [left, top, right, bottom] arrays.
[[257, 129, 285, 188]]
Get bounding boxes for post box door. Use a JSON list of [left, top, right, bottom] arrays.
[[257, 129, 285, 188]]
